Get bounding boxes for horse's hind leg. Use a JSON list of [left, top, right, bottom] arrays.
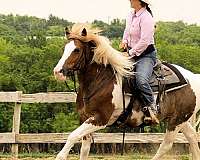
[[80, 134, 92, 160], [56, 118, 106, 160], [151, 126, 181, 160], [181, 122, 200, 160]]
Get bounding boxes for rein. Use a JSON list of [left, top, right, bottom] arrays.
[[64, 71, 77, 93], [121, 79, 126, 155]]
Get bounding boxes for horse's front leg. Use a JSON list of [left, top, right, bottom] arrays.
[[55, 117, 106, 160], [80, 134, 92, 160]]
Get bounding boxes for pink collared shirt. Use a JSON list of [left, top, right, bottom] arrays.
[[123, 8, 155, 57]]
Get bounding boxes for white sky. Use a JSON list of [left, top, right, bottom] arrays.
[[0, 0, 200, 24]]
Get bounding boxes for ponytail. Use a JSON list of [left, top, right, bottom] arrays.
[[146, 5, 153, 17], [139, 0, 153, 17]]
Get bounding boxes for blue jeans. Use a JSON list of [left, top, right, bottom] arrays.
[[135, 51, 157, 106]]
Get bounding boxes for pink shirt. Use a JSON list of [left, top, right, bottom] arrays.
[[123, 8, 155, 57]]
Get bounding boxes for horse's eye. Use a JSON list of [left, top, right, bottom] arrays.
[[74, 48, 80, 52]]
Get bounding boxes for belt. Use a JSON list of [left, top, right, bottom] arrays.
[[127, 44, 155, 56], [142, 44, 155, 55]]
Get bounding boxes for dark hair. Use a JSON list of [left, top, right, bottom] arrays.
[[139, 0, 153, 17]]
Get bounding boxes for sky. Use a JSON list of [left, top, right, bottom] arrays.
[[0, 0, 200, 24]]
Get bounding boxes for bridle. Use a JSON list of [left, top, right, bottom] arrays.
[[60, 39, 94, 93]]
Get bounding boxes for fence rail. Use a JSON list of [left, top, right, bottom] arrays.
[[0, 91, 199, 157], [0, 91, 76, 103], [1, 133, 200, 144]]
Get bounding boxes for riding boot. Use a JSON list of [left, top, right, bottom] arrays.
[[144, 103, 159, 124]]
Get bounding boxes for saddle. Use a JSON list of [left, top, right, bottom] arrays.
[[123, 60, 188, 94]]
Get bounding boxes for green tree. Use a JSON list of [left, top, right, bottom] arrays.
[[47, 25, 65, 36], [27, 31, 47, 48]]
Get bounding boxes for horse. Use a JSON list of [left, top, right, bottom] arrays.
[[53, 23, 200, 160]]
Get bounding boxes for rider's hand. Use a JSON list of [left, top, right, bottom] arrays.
[[119, 42, 127, 50]]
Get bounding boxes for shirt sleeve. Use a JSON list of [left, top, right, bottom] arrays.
[[129, 14, 155, 57]]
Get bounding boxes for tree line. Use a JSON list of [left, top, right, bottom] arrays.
[[0, 14, 200, 153]]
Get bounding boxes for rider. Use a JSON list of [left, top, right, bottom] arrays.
[[120, 0, 159, 124]]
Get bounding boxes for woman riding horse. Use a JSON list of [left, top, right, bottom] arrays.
[[53, 23, 200, 160], [120, 0, 159, 124]]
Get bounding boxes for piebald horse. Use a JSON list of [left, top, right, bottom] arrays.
[[54, 23, 200, 160]]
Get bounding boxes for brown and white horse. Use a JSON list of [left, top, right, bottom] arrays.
[[54, 23, 200, 160]]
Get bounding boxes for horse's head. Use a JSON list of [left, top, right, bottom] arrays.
[[54, 27, 96, 80], [54, 23, 134, 80]]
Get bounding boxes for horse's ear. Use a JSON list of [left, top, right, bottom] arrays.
[[81, 28, 87, 36], [65, 27, 70, 36]]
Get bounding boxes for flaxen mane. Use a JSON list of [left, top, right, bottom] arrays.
[[69, 23, 134, 77]]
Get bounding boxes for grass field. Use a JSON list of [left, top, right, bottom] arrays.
[[0, 154, 191, 160]]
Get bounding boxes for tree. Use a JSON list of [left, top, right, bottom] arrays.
[[47, 25, 65, 36], [27, 31, 47, 48]]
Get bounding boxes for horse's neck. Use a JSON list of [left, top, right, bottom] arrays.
[[78, 63, 115, 95]]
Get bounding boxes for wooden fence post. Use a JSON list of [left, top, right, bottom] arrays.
[[12, 91, 22, 158]]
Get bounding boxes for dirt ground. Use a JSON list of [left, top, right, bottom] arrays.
[[0, 154, 191, 160]]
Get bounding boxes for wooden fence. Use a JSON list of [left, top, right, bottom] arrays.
[[0, 91, 199, 157]]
